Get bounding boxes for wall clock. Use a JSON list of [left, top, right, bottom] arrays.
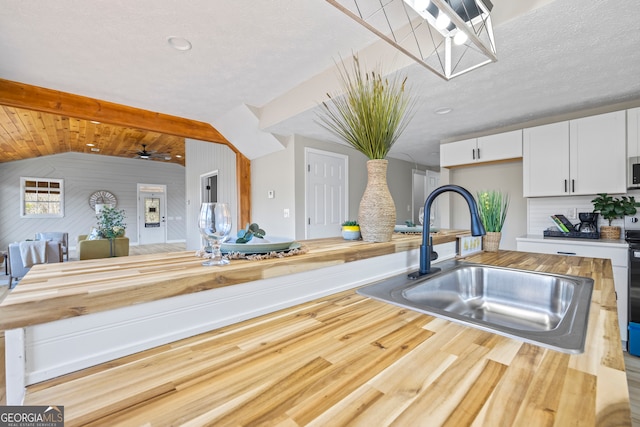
[[89, 190, 117, 210]]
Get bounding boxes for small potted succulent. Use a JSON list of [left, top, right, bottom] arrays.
[[591, 193, 640, 239], [341, 220, 361, 240]]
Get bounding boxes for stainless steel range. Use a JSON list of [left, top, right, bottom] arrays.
[[625, 213, 640, 354]]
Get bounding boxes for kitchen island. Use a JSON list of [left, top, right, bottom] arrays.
[[1, 231, 464, 404], [2, 236, 632, 425]]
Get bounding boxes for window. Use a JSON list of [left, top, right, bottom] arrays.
[[144, 197, 161, 228], [20, 177, 64, 218]]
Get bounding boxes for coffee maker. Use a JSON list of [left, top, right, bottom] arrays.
[[575, 212, 598, 233]]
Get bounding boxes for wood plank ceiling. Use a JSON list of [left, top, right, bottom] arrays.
[[0, 105, 186, 166]]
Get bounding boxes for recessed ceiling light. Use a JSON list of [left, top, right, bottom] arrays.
[[90, 120, 101, 124], [176, 154, 183, 158], [86, 143, 95, 147], [167, 36, 192, 51], [434, 107, 453, 115]]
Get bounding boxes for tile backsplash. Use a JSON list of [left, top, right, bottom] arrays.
[[527, 189, 640, 235]]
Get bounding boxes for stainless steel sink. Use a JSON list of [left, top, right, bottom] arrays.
[[357, 261, 594, 353]]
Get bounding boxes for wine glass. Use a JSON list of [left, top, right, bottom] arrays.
[[198, 202, 232, 266], [418, 207, 424, 226]]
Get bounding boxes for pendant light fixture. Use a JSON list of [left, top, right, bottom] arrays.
[[326, 0, 496, 80]]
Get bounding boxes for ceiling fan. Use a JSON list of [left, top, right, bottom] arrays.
[[132, 144, 171, 161]]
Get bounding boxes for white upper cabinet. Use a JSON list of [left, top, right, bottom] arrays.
[[570, 111, 626, 195], [523, 111, 626, 197], [523, 121, 570, 197], [440, 138, 476, 167], [440, 130, 522, 168], [628, 107, 640, 158]]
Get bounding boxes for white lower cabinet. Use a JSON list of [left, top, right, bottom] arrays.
[[516, 237, 628, 344]]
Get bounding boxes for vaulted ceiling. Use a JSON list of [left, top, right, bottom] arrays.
[[0, 105, 186, 165], [1, 0, 639, 167]]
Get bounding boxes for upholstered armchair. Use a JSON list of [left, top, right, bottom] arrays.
[[8, 241, 63, 288], [77, 235, 130, 260], [35, 232, 69, 261]]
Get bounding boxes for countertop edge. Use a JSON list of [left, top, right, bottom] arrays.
[[0, 231, 468, 330]]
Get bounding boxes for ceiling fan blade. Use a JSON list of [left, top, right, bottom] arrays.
[[130, 144, 171, 160]]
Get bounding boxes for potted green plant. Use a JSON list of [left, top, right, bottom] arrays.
[[95, 206, 127, 257], [317, 55, 415, 243], [341, 220, 361, 240], [476, 190, 509, 252], [591, 193, 640, 239]]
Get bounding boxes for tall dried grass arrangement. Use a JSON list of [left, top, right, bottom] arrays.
[[316, 55, 415, 159]]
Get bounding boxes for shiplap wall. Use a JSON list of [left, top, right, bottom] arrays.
[[0, 152, 185, 249], [184, 139, 237, 250]]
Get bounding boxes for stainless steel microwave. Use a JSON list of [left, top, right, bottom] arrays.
[[630, 157, 640, 189]]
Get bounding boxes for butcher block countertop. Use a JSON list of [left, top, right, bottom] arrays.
[[0, 230, 465, 330], [21, 249, 631, 425]]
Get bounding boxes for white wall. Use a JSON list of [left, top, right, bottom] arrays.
[[449, 161, 527, 250], [251, 136, 296, 238], [0, 152, 186, 249], [184, 139, 238, 250]]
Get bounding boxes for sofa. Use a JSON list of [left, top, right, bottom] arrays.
[[77, 235, 130, 260]]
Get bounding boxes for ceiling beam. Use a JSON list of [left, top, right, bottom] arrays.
[[0, 78, 251, 226], [0, 78, 232, 146]]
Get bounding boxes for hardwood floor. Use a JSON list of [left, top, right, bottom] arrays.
[[127, 242, 186, 256], [626, 352, 640, 426], [69, 241, 186, 259]]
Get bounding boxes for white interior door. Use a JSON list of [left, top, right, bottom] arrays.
[[412, 169, 427, 224], [138, 184, 167, 245], [412, 170, 440, 226], [305, 149, 348, 239], [427, 170, 441, 228]]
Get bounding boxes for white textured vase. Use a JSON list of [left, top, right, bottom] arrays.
[[358, 159, 396, 242]]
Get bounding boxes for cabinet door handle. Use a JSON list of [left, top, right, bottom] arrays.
[[476, 148, 480, 159], [564, 180, 568, 192], [557, 251, 577, 256], [472, 149, 476, 160], [572, 179, 575, 192]]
